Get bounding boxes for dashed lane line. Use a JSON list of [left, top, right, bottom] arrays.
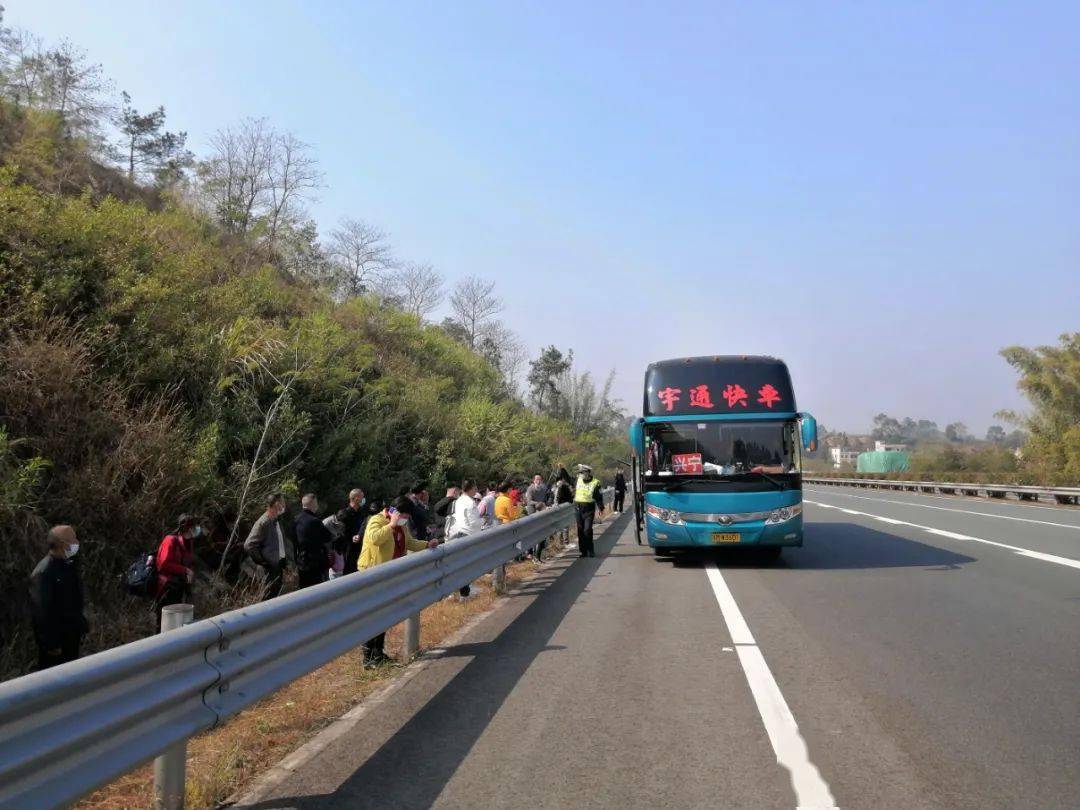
[[805, 500, 1080, 570]]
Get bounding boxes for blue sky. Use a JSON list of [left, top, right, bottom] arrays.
[[14, 1, 1079, 434]]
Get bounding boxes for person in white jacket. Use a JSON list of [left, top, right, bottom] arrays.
[[447, 479, 484, 600]]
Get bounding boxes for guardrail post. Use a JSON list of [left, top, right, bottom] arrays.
[[403, 612, 421, 659], [491, 563, 506, 595], [154, 604, 194, 810]]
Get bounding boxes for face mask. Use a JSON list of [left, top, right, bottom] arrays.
[[66, 543, 79, 558], [358, 497, 366, 508], [192, 526, 203, 538]]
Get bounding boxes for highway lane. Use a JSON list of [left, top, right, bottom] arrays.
[[806, 483, 1080, 526], [805, 485, 1080, 560], [239, 494, 1080, 809], [814, 485, 1080, 522]]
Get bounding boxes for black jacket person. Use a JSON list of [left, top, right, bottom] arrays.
[[29, 525, 89, 671], [295, 493, 334, 589], [613, 471, 627, 512]]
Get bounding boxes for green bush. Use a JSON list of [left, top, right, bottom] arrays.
[[0, 147, 627, 678]]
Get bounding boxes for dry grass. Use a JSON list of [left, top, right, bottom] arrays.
[[79, 531, 574, 809]]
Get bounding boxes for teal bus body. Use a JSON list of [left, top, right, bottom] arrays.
[[628, 357, 816, 553]]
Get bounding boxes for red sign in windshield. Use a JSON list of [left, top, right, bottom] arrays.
[[672, 453, 703, 474]]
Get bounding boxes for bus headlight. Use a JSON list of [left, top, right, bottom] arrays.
[[766, 504, 801, 524], [646, 504, 683, 525]]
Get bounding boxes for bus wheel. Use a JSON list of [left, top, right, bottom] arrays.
[[654, 547, 674, 557], [760, 546, 782, 562]]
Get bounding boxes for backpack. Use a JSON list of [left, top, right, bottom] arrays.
[[125, 550, 157, 598], [555, 481, 573, 504]]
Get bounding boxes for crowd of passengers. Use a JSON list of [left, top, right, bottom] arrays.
[[27, 466, 626, 671]]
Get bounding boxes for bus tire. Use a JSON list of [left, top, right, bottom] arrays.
[[654, 547, 674, 557], [760, 546, 783, 562]]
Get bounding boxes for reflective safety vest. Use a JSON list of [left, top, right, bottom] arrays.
[[574, 476, 600, 504]]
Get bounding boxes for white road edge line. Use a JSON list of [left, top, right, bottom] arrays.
[[804, 488, 1080, 530], [805, 500, 1080, 570], [706, 564, 837, 809]]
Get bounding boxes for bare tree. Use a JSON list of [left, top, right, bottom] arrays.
[[0, 31, 111, 138], [199, 119, 321, 255], [448, 275, 503, 350], [40, 40, 112, 133], [265, 131, 322, 251], [0, 28, 48, 106], [477, 321, 527, 396], [327, 218, 395, 298], [200, 118, 275, 235], [392, 262, 444, 319]]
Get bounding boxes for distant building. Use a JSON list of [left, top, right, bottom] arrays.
[[830, 448, 860, 467], [874, 441, 908, 453]]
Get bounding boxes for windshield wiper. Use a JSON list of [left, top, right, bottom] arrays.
[[741, 470, 787, 490], [664, 478, 702, 492], [660, 476, 716, 492]]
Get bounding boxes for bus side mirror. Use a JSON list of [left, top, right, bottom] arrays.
[[628, 419, 645, 455], [799, 412, 818, 452]]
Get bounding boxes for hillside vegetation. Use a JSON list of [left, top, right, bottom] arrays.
[[0, 20, 626, 677]]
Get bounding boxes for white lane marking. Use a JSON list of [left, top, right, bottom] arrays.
[[806, 485, 1070, 513], [925, 528, 972, 541], [804, 489, 1080, 531], [1018, 550, 1080, 569], [706, 564, 837, 809], [706, 564, 754, 644], [805, 500, 1080, 570]]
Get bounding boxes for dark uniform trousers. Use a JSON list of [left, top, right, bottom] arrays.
[[576, 503, 596, 556]]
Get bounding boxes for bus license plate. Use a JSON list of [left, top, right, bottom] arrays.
[[711, 532, 740, 544]]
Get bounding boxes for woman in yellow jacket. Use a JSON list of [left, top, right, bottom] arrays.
[[358, 497, 437, 667], [493, 480, 520, 525]]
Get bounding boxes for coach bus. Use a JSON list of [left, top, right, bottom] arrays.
[[627, 355, 817, 558]]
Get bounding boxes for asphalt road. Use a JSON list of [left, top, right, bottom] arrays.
[[239, 487, 1080, 809]]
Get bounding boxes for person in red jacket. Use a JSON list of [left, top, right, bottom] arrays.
[[155, 514, 198, 631]]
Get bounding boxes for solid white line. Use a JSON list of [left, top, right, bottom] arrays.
[[804, 500, 1080, 570], [706, 564, 837, 809], [804, 489, 1080, 531], [705, 565, 754, 645]]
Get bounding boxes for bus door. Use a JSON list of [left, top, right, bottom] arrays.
[[632, 455, 643, 544]]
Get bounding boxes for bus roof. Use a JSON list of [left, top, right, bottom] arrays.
[[643, 355, 796, 417]]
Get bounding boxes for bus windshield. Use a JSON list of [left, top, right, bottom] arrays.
[[644, 420, 800, 478]]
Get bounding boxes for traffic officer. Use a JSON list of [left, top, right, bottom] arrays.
[[573, 464, 605, 558]]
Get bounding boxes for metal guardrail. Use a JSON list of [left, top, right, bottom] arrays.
[[803, 477, 1080, 505], [0, 492, 612, 809]]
